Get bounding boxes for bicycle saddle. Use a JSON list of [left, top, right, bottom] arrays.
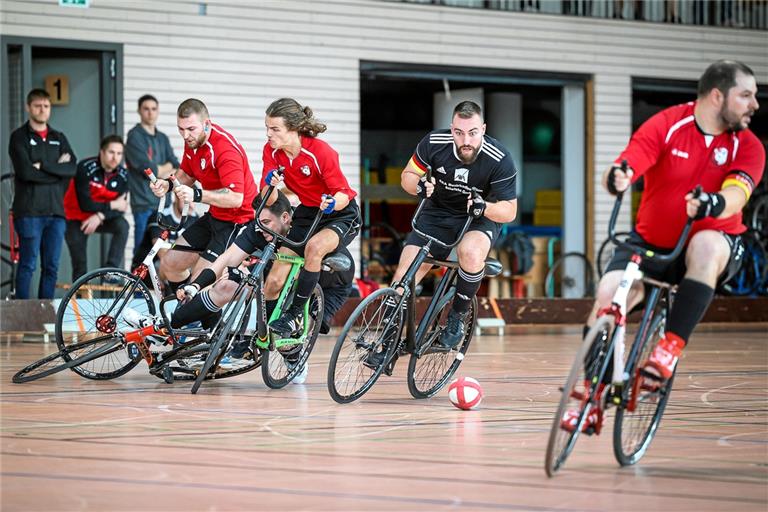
[[484, 258, 503, 277], [322, 252, 352, 272]]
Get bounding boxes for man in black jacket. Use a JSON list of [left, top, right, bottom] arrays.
[[8, 88, 77, 299], [63, 135, 130, 281]]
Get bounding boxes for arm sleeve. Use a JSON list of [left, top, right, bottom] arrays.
[[408, 133, 432, 176], [125, 131, 157, 176], [722, 133, 766, 200], [8, 131, 59, 184], [40, 133, 77, 178], [317, 145, 356, 200], [74, 163, 110, 215], [489, 156, 518, 201], [616, 110, 667, 181]]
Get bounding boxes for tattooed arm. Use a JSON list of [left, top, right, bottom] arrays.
[[201, 187, 244, 208]]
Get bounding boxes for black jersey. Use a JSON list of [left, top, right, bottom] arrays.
[[409, 129, 517, 215]]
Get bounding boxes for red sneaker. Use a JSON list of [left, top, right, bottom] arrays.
[[643, 333, 686, 381], [560, 382, 605, 435]]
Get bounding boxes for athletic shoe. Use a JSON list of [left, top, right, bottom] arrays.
[[269, 310, 304, 338], [292, 363, 309, 384], [228, 338, 253, 359], [362, 323, 399, 369], [439, 310, 468, 349], [123, 308, 154, 329], [643, 332, 686, 382], [561, 382, 606, 435], [218, 353, 252, 370]]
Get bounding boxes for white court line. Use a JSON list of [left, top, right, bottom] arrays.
[[700, 382, 745, 406]]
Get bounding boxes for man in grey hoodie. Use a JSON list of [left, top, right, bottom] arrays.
[[125, 94, 180, 258]]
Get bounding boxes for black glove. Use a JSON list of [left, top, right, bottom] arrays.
[[468, 194, 486, 219], [692, 190, 726, 220], [416, 176, 430, 200]]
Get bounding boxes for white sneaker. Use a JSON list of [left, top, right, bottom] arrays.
[[123, 308, 154, 329], [292, 363, 308, 385]]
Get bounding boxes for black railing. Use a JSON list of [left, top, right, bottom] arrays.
[[395, 0, 767, 30]]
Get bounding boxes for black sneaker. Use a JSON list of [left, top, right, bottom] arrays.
[[362, 323, 398, 369], [439, 310, 468, 349], [228, 338, 253, 359], [269, 310, 303, 338]]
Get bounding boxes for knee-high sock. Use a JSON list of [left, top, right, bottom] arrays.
[[666, 278, 714, 344], [452, 268, 484, 314]]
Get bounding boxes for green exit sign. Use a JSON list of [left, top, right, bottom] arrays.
[[59, 0, 90, 7]]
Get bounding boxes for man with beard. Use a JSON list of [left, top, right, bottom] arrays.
[[366, 101, 518, 367], [562, 60, 764, 434], [148, 98, 257, 293]]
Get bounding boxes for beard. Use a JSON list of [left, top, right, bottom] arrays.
[[457, 143, 481, 164], [186, 132, 207, 149], [719, 102, 751, 132]]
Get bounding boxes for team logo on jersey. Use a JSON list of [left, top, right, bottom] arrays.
[[300, 165, 311, 176], [454, 167, 469, 184], [713, 147, 728, 166], [436, 166, 446, 174], [200, 158, 206, 170], [29, 139, 37, 146]]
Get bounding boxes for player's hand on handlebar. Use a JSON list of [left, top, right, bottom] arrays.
[[174, 184, 195, 204], [685, 186, 714, 219], [320, 194, 336, 214], [149, 177, 169, 197], [604, 163, 634, 195], [416, 175, 435, 199], [264, 168, 284, 187], [467, 193, 486, 219], [177, 283, 200, 303]]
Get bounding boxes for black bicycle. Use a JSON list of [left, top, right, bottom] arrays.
[[545, 184, 700, 476], [327, 192, 501, 403]]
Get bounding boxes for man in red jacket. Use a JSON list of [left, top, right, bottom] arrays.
[[63, 135, 130, 281]]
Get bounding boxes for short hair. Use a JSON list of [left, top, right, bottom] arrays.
[[177, 98, 209, 120], [265, 98, 327, 137], [698, 60, 755, 98], [264, 189, 292, 217], [26, 88, 50, 105], [138, 94, 158, 109], [453, 101, 483, 121], [100, 134, 124, 151]]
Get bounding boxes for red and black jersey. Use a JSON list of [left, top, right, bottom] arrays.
[[619, 101, 765, 248], [260, 136, 356, 207], [179, 123, 257, 224], [63, 156, 129, 221]]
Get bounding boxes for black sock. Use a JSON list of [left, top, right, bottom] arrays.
[[171, 290, 221, 329], [452, 268, 484, 314], [288, 269, 320, 315], [266, 299, 278, 321], [583, 325, 590, 339], [667, 278, 714, 343], [167, 277, 189, 294]]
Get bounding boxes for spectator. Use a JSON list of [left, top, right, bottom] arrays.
[[63, 135, 130, 281], [8, 88, 77, 299], [125, 94, 180, 259]]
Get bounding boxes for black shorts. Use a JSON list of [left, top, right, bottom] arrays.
[[175, 212, 247, 263], [404, 207, 501, 260], [233, 219, 268, 255], [286, 200, 361, 256], [604, 230, 744, 285]]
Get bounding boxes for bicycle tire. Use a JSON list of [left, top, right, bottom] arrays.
[[13, 336, 122, 383], [613, 311, 675, 466], [407, 290, 477, 399], [545, 252, 595, 298], [748, 194, 768, 237], [262, 284, 323, 389], [545, 315, 615, 477], [597, 232, 630, 277], [189, 310, 240, 394], [55, 268, 151, 379], [327, 287, 404, 404]]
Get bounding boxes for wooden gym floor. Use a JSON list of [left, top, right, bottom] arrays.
[[1, 324, 766, 511]]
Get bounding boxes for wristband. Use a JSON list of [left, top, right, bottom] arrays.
[[693, 191, 726, 220], [191, 267, 217, 290], [193, 187, 203, 203]]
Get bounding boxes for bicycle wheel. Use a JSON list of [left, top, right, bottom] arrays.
[[56, 268, 152, 380], [327, 287, 404, 404], [748, 194, 768, 237], [13, 336, 122, 383], [262, 284, 323, 389], [545, 252, 595, 298], [613, 311, 675, 466], [720, 232, 768, 296], [597, 232, 630, 277], [407, 289, 477, 399], [545, 315, 615, 477]]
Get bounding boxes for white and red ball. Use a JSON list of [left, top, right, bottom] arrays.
[[447, 376, 483, 410]]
